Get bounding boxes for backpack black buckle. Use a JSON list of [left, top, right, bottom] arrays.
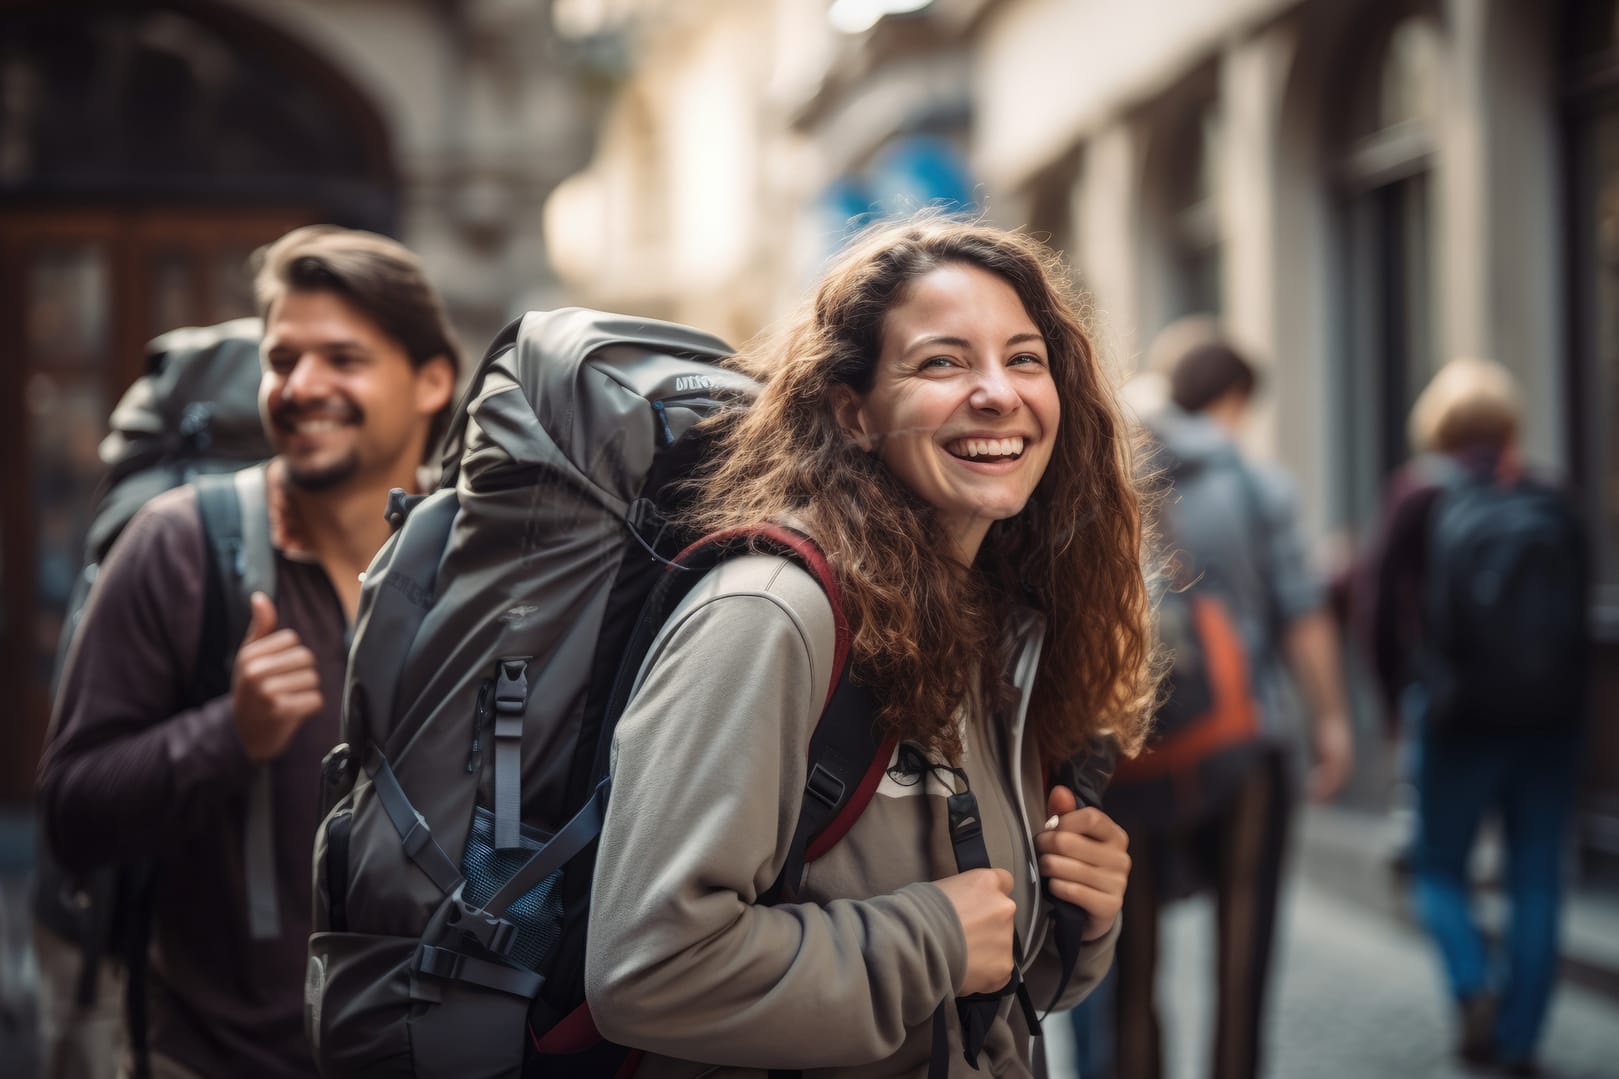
[[385, 488, 428, 530], [447, 897, 517, 958], [806, 763, 846, 808], [495, 660, 529, 716]]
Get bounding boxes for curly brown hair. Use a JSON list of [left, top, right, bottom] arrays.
[[685, 216, 1156, 763]]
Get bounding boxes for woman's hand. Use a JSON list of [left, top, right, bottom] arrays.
[[1034, 786, 1130, 941], [933, 867, 1016, 995]]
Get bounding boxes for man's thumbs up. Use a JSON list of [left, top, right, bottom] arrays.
[[244, 591, 278, 645], [231, 592, 323, 762]]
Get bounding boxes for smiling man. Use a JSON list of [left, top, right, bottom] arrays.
[[39, 226, 458, 1079]]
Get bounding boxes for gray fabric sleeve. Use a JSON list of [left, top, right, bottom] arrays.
[[585, 568, 964, 1068], [38, 491, 255, 873], [1250, 464, 1324, 625]]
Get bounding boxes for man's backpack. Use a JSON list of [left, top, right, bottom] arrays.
[[304, 309, 902, 1079], [35, 319, 275, 1077], [1104, 441, 1269, 836], [1104, 574, 1263, 835], [1420, 462, 1589, 735]]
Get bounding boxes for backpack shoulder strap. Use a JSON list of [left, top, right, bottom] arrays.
[[1042, 741, 1120, 1012], [194, 465, 275, 644], [194, 464, 281, 941], [603, 525, 892, 905], [684, 527, 893, 905]]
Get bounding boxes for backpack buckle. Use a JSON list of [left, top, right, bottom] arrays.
[[806, 764, 846, 808], [385, 488, 428, 530], [495, 660, 530, 716], [447, 897, 517, 958]]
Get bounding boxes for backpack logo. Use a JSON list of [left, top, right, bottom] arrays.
[[674, 374, 715, 393], [499, 604, 541, 627]]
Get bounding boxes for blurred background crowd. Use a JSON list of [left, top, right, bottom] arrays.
[[0, 1, 1616, 1076]]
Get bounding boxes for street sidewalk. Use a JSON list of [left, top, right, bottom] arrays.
[[1292, 802, 1619, 1001]]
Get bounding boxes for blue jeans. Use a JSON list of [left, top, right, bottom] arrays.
[[1415, 721, 1581, 1062], [1066, 963, 1115, 1077]]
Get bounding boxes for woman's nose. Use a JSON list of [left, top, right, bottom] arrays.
[[970, 366, 1020, 415]]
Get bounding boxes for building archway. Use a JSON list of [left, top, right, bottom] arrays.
[[0, 0, 398, 802]]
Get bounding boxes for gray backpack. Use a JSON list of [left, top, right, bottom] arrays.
[[306, 308, 895, 1078], [36, 319, 276, 1078]]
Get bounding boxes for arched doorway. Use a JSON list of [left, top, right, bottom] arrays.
[[0, 0, 397, 803]]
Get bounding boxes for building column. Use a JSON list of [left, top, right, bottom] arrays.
[[1075, 122, 1148, 374], [1218, 24, 1337, 537], [1438, 0, 1563, 468]]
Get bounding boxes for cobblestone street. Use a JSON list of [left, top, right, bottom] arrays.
[[1046, 870, 1619, 1079]]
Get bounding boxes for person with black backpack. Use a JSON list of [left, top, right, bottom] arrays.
[[574, 218, 1154, 1077], [1364, 356, 1590, 1077], [38, 224, 459, 1079]]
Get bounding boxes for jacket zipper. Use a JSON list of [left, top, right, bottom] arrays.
[[1005, 607, 1048, 965]]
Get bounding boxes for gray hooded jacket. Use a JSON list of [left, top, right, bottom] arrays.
[[585, 553, 1118, 1077], [1143, 404, 1324, 752]]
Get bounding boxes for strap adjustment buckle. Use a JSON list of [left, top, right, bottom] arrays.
[[495, 659, 530, 717], [447, 897, 518, 958], [806, 763, 846, 808]]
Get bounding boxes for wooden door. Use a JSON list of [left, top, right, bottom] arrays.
[[0, 207, 311, 804]]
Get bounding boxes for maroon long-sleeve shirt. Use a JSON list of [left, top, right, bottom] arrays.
[[39, 474, 347, 1079]]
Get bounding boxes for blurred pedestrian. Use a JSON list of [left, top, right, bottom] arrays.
[[587, 218, 1155, 1076], [1071, 321, 1353, 1079], [37, 225, 459, 1079], [1362, 357, 1589, 1076]]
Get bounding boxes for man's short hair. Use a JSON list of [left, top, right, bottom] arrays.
[[252, 225, 463, 455], [1153, 317, 1262, 413]]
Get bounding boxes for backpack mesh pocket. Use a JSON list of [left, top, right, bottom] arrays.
[[460, 805, 565, 972]]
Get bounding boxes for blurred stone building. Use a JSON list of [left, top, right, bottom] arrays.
[[0, 0, 603, 803], [3, 0, 1614, 875], [548, 0, 1619, 874]]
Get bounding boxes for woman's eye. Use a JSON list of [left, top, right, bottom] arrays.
[[920, 356, 956, 370], [1010, 352, 1045, 367]]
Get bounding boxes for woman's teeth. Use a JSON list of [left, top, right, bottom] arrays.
[[948, 436, 1025, 460]]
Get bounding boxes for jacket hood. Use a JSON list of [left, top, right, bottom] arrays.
[[1141, 403, 1239, 468]]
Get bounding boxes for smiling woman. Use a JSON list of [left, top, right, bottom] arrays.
[[584, 215, 1159, 1078], [832, 261, 1060, 565]]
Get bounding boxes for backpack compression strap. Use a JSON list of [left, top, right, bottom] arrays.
[[195, 465, 281, 941]]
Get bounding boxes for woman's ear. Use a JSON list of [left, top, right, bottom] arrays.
[[831, 385, 874, 452]]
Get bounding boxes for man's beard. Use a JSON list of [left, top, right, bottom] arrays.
[[271, 398, 364, 493], [286, 451, 361, 493]]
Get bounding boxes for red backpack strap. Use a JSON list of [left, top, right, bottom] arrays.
[[669, 527, 889, 902], [670, 525, 850, 708]]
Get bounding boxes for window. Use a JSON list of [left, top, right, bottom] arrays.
[[1335, 12, 1441, 527], [1168, 100, 1223, 319]]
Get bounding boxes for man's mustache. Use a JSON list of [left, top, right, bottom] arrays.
[[270, 399, 362, 430]]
